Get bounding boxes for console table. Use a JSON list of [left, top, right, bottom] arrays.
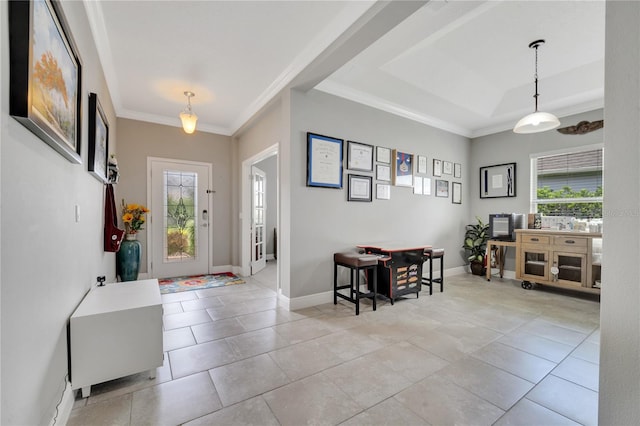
[[357, 242, 431, 303], [70, 279, 163, 397], [486, 239, 517, 281]]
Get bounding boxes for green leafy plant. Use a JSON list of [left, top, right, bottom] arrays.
[[463, 216, 489, 264]]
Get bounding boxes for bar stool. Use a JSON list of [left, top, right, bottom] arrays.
[[422, 248, 444, 295], [333, 252, 379, 315]]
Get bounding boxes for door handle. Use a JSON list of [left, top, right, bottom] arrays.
[[202, 209, 208, 227]]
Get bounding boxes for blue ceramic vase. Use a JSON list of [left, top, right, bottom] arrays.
[[117, 233, 141, 282]]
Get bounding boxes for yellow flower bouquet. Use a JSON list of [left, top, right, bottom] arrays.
[[122, 203, 150, 234]]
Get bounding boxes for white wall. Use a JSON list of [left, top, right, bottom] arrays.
[[470, 109, 604, 271], [599, 1, 640, 423], [1, 2, 117, 424], [285, 89, 470, 299]]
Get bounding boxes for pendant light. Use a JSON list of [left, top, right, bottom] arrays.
[[513, 39, 560, 134], [179, 91, 198, 134]]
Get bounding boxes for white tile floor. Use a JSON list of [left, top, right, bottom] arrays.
[[68, 262, 600, 425]]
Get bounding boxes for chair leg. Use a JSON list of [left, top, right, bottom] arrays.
[[333, 262, 338, 304], [355, 268, 360, 316], [439, 257, 444, 292], [429, 257, 434, 295], [371, 266, 377, 311]]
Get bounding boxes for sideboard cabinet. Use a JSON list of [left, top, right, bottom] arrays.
[[515, 229, 602, 294], [70, 279, 163, 397]]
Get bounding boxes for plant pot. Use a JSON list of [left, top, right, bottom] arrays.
[[470, 261, 485, 276]]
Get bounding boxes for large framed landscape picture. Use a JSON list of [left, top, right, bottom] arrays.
[[9, 0, 83, 164]]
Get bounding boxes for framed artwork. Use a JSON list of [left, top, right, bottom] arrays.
[[306, 133, 343, 189], [376, 183, 391, 200], [433, 159, 442, 177], [423, 177, 432, 196], [348, 174, 372, 202], [376, 146, 391, 164], [392, 150, 413, 187], [452, 182, 462, 204], [443, 161, 453, 175], [88, 93, 109, 183], [480, 162, 516, 198], [376, 164, 391, 182], [413, 177, 423, 195], [417, 155, 428, 174], [436, 179, 449, 198], [347, 140, 374, 172], [454, 163, 462, 178], [9, 0, 83, 164]]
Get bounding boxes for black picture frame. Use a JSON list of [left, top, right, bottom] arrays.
[[306, 133, 343, 189], [452, 182, 462, 204], [88, 93, 109, 183], [348, 174, 372, 202], [347, 141, 374, 172], [480, 162, 516, 198], [9, 0, 83, 164]]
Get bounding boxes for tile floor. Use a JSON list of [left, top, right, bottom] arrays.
[[68, 262, 600, 425]]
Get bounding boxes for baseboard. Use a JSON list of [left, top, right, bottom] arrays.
[[50, 378, 74, 426], [266, 254, 275, 261], [280, 267, 466, 311], [211, 264, 233, 274]]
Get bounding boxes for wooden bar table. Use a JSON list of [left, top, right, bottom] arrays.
[[357, 242, 431, 304]]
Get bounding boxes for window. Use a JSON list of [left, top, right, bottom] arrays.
[[531, 146, 603, 219]]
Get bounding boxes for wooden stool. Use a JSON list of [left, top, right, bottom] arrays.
[[422, 248, 444, 295], [333, 252, 379, 315]]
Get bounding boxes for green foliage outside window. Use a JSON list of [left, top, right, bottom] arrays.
[[536, 186, 602, 218]]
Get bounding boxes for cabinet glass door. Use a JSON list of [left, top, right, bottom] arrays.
[[554, 252, 586, 286], [521, 247, 549, 281]]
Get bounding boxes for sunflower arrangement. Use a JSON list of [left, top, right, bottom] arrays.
[[122, 203, 150, 234]]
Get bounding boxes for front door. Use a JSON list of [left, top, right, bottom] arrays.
[[149, 158, 212, 278], [251, 166, 267, 274]]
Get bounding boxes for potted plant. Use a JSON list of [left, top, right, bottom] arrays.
[[463, 216, 489, 275]]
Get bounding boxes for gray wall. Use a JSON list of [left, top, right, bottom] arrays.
[[285, 89, 470, 299], [470, 109, 604, 271], [0, 2, 117, 423], [600, 1, 640, 423], [116, 118, 233, 270], [254, 155, 277, 257]]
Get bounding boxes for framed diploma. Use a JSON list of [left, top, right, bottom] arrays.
[[348, 174, 372, 202], [306, 133, 343, 189], [417, 155, 428, 174], [376, 146, 391, 164], [452, 182, 462, 204], [347, 141, 374, 171], [376, 164, 391, 182]]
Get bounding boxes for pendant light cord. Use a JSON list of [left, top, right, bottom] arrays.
[[533, 43, 539, 112]]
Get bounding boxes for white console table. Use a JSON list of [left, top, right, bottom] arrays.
[[70, 279, 163, 398]]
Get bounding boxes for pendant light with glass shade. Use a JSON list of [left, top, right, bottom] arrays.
[[179, 91, 198, 134], [513, 39, 560, 134]]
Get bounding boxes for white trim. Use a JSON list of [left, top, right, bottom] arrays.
[[49, 379, 74, 426], [146, 157, 214, 278], [279, 267, 465, 311]]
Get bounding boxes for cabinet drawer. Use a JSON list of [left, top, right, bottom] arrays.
[[553, 236, 587, 248], [520, 235, 550, 245]]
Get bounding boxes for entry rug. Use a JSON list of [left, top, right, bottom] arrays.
[[158, 272, 245, 294]]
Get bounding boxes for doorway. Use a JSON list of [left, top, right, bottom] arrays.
[[251, 165, 267, 274], [241, 145, 278, 281], [148, 157, 213, 278]]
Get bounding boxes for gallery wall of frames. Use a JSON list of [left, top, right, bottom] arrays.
[[306, 132, 463, 205]]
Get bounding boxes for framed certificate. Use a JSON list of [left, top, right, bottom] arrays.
[[376, 164, 391, 182], [306, 133, 343, 189], [347, 140, 374, 172], [376, 146, 391, 164], [348, 174, 372, 202]]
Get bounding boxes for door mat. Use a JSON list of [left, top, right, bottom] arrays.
[[158, 272, 245, 294]]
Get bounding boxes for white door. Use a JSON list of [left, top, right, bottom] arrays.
[[251, 166, 267, 274], [149, 159, 212, 278]]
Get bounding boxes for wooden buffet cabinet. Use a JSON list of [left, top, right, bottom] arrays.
[[515, 229, 602, 294]]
